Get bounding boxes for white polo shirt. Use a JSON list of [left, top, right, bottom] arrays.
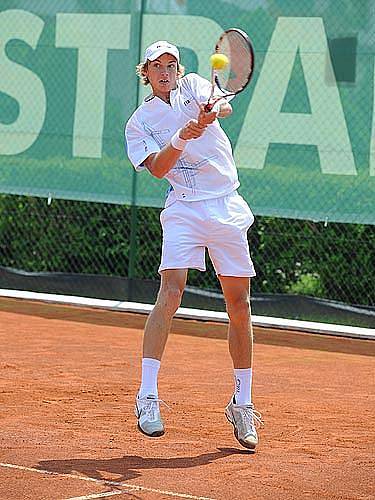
[[125, 73, 240, 206]]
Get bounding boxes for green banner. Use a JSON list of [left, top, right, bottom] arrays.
[[0, 0, 374, 223]]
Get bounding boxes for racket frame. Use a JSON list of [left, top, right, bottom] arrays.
[[205, 28, 255, 111]]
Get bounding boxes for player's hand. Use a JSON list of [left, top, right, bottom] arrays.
[[197, 102, 219, 126], [179, 119, 206, 140]]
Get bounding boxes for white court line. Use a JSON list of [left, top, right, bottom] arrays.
[[0, 288, 373, 340], [0, 462, 215, 500], [66, 492, 123, 499]]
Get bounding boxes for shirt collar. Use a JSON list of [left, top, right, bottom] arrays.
[[143, 79, 181, 108]]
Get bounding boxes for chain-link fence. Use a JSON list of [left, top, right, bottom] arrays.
[[1, 194, 373, 308]]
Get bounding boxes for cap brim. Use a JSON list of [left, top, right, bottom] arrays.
[[146, 49, 179, 63]]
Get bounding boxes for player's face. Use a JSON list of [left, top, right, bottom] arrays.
[[146, 53, 178, 100]]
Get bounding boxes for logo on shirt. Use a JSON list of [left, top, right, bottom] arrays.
[[142, 140, 148, 152], [183, 99, 191, 106]]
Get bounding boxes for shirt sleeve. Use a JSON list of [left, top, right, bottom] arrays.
[[183, 73, 213, 104], [183, 73, 227, 105], [125, 116, 161, 172]]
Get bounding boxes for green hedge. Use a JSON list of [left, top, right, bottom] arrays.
[[0, 194, 373, 306]]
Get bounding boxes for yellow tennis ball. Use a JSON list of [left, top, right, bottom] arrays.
[[210, 53, 229, 70]]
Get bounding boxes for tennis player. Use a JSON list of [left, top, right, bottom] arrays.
[[125, 41, 262, 449]]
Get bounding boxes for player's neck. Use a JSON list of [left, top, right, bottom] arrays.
[[152, 90, 171, 104]]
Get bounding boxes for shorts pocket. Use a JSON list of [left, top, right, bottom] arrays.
[[231, 194, 255, 229], [160, 199, 180, 226]]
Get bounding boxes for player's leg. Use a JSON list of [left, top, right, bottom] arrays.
[[219, 275, 253, 384], [206, 192, 261, 448], [135, 198, 205, 437], [135, 268, 187, 437], [143, 268, 188, 361], [219, 275, 262, 449]]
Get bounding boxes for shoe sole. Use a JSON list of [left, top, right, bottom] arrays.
[[225, 409, 257, 450], [137, 422, 165, 438]]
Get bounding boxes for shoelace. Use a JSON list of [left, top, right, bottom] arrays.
[[236, 404, 264, 428], [138, 397, 170, 421]]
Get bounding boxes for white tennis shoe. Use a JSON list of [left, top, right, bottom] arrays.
[[225, 397, 263, 450], [134, 394, 166, 437]]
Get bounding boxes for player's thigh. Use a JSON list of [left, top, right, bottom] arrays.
[[159, 201, 207, 272], [159, 238, 206, 272], [207, 233, 255, 277], [207, 192, 255, 277]]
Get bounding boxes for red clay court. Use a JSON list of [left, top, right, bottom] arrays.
[[1, 297, 374, 499]]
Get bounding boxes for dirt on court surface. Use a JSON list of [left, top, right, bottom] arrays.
[[0, 297, 374, 500]]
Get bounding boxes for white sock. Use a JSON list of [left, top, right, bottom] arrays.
[[233, 368, 252, 405], [138, 358, 160, 398]]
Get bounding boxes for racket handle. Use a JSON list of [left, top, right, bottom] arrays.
[[204, 99, 221, 113]]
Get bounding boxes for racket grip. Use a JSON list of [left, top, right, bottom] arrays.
[[204, 99, 222, 113]]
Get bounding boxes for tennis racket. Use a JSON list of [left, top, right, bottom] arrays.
[[205, 28, 255, 112]]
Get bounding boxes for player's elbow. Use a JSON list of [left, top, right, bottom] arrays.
[[143, 153, 164, 178], [151, 169, 165, 179], [148, 162, 165, 179]]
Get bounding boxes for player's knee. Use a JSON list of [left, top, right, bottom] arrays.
[[226, 296, 251, 323], [158, 284, 184, 315]]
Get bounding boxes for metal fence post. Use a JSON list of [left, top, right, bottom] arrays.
[[128, 0, 145, 301]]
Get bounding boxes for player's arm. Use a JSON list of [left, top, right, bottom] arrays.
[[143, 149, 179, 179], [197, 100, 232, 127], [144, 120, 206, 179]]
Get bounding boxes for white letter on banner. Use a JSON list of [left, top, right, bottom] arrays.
[[235, 17, 357, 175], [56, 14, 130, 158], [0, 10, 46, 155], [138, 15, 222, 103]]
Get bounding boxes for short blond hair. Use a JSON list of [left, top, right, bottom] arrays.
[[136, 61, 185, 86]]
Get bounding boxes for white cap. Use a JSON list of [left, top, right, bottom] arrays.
[[144, 40, 180, 63]]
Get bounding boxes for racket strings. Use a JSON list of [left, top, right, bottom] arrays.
[[217, 31, 253, 94]]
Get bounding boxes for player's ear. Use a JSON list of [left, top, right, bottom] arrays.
[[142, 62, 148, 77]]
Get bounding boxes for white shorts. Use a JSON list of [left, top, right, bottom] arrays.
[[158, 191, 256, 277]]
